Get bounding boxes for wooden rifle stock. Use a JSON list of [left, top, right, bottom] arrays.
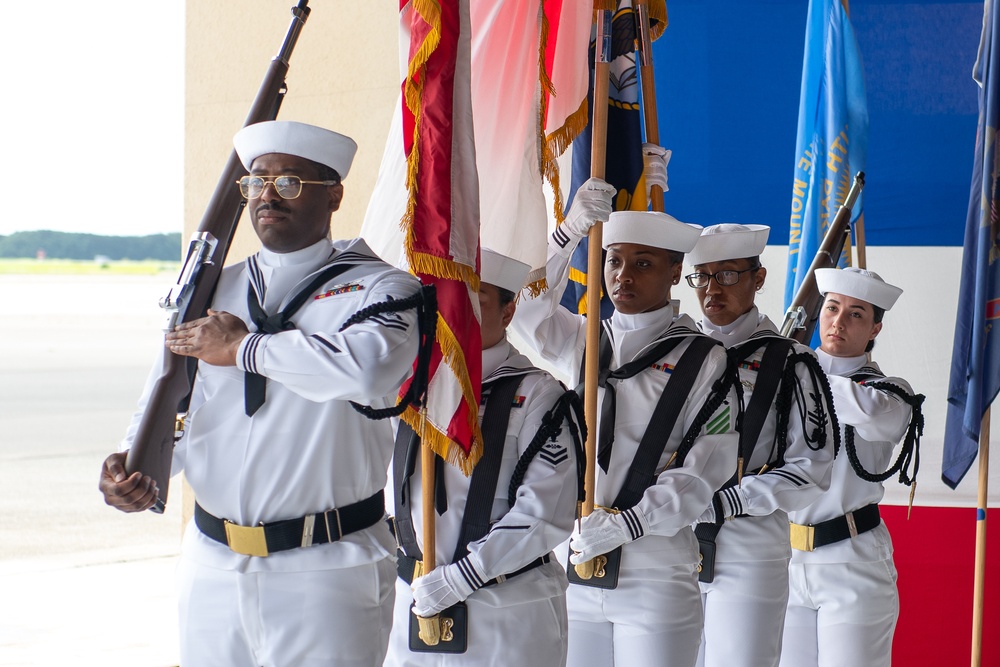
[[125, 1, 311, 513], [779, 171, 865, 344]]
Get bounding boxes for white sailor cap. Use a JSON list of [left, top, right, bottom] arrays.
[[481, 248, 531, 294], [234, 120, 358, 180], [602, 210, 703, 253], [815, 267, 903, 311], [686, 223, 770, 266]]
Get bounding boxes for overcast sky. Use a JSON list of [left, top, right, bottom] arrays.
[[0, 2, 184, 237]]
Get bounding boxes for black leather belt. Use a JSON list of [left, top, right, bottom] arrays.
[[790, 503, 881, 552], [397, 551, 551, 587], [194, 490, 385, 557]]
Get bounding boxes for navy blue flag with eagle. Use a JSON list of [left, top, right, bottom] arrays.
[[943, 0, 1000, 489], [559, 2, 663, 317]]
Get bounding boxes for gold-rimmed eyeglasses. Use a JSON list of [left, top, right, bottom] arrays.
[[236, 175, 339, 200]]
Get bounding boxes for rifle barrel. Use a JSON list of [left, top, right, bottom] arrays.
[[124, 1, 311, 513], [779, 171, 865, 343]]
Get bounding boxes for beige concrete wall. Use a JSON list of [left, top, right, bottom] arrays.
[[185, 1, 400, 260]]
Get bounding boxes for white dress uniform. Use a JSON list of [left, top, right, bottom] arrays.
[[122, 237, 421, 667], [384, 340, 580, 666], [511, 219, 738, 667], [695, 308, 836, 667], [779, 350, 912, 667]]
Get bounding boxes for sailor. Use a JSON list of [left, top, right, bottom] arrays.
[[779, 267, 921, 667], [684, 224, 837, 667], [384, 248, 584, 666], [99, 120, 422, 666], [510, 179, 739, 667]]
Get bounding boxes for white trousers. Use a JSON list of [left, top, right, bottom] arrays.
[[384, 575, 569, 666], [566, 564, 703, 667], [696, 557, 790, 667], [177, 555, 395, 667], [778, 558, 898, 667]]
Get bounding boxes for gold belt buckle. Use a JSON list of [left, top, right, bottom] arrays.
[[413, 559, 425, 581], [224, 521, 269, 557], [789, 522, 815, 552]]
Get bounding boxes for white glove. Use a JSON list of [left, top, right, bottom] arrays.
[[696, 486, 749, 524], [642, 143, 671, 198], [411, 559, 479, 617], [569, 507, 648, 564], [552, 177, 616, 254]]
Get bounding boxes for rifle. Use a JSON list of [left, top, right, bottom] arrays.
[[125, 1, 311, 513], [779, 171, 865, 344]]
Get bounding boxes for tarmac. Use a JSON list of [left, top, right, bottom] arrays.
[[0, 548, 180, 666], [1, 274, 183, 666]]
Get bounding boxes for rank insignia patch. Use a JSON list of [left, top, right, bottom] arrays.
[[539, 441, 569, 467], [315, 281, 365, 299]]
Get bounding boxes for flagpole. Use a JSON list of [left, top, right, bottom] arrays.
[[421, 445, 438, 578], [634, 0, 664, 212], [415, 430, 444, 644], [837, 0, 868, 273], [576, 1, 614, 581], [971, 407, 990, 667], [854, 212, 867, 268]]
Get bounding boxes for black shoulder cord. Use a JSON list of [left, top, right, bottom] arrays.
[[772, 352, 841, 467], [671, 357, 736, 469], [339, 284, 439, 420], [507, 389, 588, 507], [843, 381, 925, 485]]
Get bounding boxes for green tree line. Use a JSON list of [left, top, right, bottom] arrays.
[[0, 231, 182, 261]]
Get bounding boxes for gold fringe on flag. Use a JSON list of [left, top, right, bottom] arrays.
[[594, 0, 617, 15], [536, 3, 591, 299], [647, 0, 668, 41], [399, 0, 484, 471], [398, 312, 485, 476]]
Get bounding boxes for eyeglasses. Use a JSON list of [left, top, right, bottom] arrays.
[[684, 266, 760, 289], [236, 175, 339, 200]]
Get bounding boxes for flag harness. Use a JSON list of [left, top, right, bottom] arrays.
[[567, 325, 730, 589], [695, 336, 840, 582]]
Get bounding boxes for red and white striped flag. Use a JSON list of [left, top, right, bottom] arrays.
[[364, 0, 592, 470], [397, 0, 483, 471], [363, 1, 591, 293], [470, 0, 591, 291]]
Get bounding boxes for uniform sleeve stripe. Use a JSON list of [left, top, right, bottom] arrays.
[[309, 333, 341, 354], [552, 226, 571, 248], [768, 469, 808, 486], [621, 508, 644, 540], [457, 557, 485, 590], [243, 333, 266, 374], [720, 486, 745, 515]]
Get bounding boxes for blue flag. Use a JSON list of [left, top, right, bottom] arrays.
[[784, 0, 869, 310], [560, 3, 656, 317], [943, 2, 1000, 489]]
